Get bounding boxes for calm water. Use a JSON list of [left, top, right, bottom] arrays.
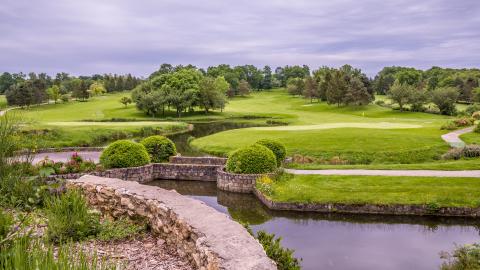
[[148, 180, 480, 270]]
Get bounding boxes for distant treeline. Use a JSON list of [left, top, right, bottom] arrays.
[[0, 72, 142, 106]]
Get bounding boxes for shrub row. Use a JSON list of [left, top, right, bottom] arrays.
[[442, 145, 480, 160]]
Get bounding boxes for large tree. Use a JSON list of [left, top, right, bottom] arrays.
[[387, 81, 414, 112], [198, 76, 229, 113], [431, 87, 460, 115], [286, 77, 305, 96]]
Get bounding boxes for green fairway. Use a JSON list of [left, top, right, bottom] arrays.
[[259, 174, 480, 208], [192, 89, 453, 164]]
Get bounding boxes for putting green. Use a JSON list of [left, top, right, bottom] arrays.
[[46, 121, 180, 127], [251, 122, 422, 131]]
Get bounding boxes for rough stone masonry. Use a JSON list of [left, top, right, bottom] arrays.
[[68, 175, 276, 270]]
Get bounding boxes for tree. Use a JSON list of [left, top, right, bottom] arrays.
[[473, 87, 480, 103], [286, 77, 305, 96], [88, 82, 106, 96], [387, 81, 414, 112], [303, 76, 319, 102], [198, 76, 229, 113], [70, 79, 89, 101], [325, 70, 348, 106], [261, 66, 273, 89], [343, 77, 371, 105], [0, 72, 15, 94], [46, 85, 61, 104], [431, 87, 460, 115], [120, 96, 132, 108], [238, 80, 251, 96]]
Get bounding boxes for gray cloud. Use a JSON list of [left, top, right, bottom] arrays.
[[0, 0, 479, 76]]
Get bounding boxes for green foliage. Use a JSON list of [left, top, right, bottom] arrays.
[[98, 217, 146, 241], [441, 118, 474, 130], [226, 144, 277, 174], [46, 85, 61, 104], [432, 87, 460, 115], [198, 76, 229, 113], [119, 96, 132, 107], [140, 135, 177, 163], [100, 140, 150, 168], [441, 243, 480, 270], [286, 77, 305, 96], [0, 237, 115, 270], [0, 210, 13, 241], [387, 80, 415, 112], [45, 189, 100, 243], [248, 228, 301, 270], [88, 82, 107, 96], [238, 79, 251, 96], [256, 139, 286, 166]]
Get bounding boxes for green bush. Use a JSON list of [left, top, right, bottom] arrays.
[[441, 243, 480, 270], [0, 237, 114, 270], [100, 140, 150, 169], [98, 217, 146, 241], [256, 139, 286, 167], [45, 189, 100, 243], [442, 145, 480, 160], [0, 210, 13, 242], [140, 135, 177, 163], [226, 144, 277, 174]]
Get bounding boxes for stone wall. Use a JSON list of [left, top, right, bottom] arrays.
[[217, 168, 271, 193], [68, 175, 276, 270], [51, 163, 222, 183], [153, 163, 220, 182], [170, 156, 227, 166]]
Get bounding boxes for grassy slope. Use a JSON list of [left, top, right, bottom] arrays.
[[17, 92, 189, 147], [192, 90, 452, 164], [287, 159, 480, 170], [262, 174, 480, 207]]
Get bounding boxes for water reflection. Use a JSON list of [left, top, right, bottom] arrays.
[[167, 121, 262, 156], [148, 180, 480, 270]]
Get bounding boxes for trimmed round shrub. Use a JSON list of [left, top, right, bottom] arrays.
[[255, 139, 286, 166], [226, 144, 277, 174], [100, 140, 150, 169], [140, 135, 177, 163]]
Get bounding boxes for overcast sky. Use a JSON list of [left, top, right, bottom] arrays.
[[1, 0, 479, 77]]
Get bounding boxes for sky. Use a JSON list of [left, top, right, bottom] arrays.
[[0, 0, 479, 77]]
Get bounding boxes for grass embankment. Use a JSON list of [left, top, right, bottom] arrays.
[[15, 92, 191, 148], [259, 174, 480, 208], [192, 90, 452, 164]]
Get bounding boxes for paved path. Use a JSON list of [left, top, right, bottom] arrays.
[[441, 126, 474, 148], [31, 151, 101, 164], [285, 169, 480, 178]]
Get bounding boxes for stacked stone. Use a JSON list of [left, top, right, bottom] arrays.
[[68, 175, 276, 270]]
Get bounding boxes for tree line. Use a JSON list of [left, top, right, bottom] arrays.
[[0, 72, 142, 107], [285, 65, 374, 106], [132, 67, 234, 117], [373, 66, 480, 115]]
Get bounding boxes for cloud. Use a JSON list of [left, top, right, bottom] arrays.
[[0, 0, 478, 76]]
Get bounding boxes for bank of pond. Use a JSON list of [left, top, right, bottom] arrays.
[[149, 180, 480, 270]]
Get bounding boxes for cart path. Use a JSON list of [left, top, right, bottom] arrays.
[[441, 126, 474, 148]]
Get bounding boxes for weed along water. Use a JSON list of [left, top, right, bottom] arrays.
[[148, 180, 480, 270]]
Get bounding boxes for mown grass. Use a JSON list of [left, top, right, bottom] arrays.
[[461, 132, 480, 145], [261, 174, 480, 208], [287, 159, 480, 170]]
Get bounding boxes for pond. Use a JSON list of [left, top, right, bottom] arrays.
[[148, 180, 480, 270]]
